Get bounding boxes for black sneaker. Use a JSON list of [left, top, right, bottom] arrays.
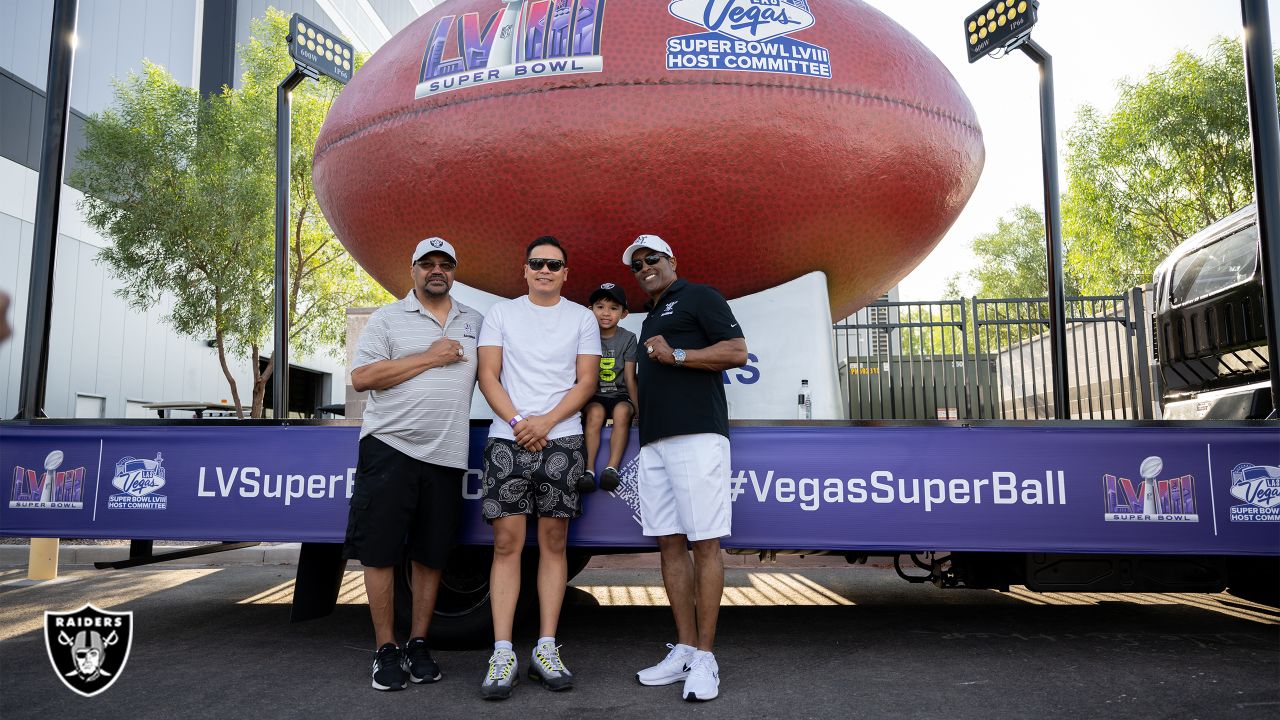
[[371, 643, 408, 691], [576, 470, 597, 494], [405, 637, 441, 683], [599, 466, 621, 492]]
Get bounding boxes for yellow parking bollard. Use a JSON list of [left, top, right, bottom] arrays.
[[28, 537, 59, 581]]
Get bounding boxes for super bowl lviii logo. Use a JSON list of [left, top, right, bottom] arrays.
[[417, 0, 606, 98], [1102, 456, 1199, 523], [1228, 462, 1280, 522], [45, 605, 133, 697], [9, 450, 86, 510], [107, 453, 168, 510], [666, 0, 831, 78]]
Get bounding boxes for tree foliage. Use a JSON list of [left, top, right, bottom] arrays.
[[864, 38, 1274, 364], [922, 206, 1081, 355], [1062, 36, 1275, 294], [940, 36, 1272, 310], [75, 10, 391, 417], [949, 204, 1081, 300]]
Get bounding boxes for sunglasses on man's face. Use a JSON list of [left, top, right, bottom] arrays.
[[527, 258, 565, 272], [630, 253, 666, 273], [415, 259, 456, 271]]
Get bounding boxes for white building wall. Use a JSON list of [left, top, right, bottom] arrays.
[[368, 0, 422, 36], [0, 0, 364, 419], [0, 0, 54, 90], [70, 0, 200, 112], [0, 0, 201, 109], [0, 155, 347, 418]]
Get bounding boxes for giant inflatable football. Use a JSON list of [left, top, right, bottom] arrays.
[[314, 0, 984, 316]]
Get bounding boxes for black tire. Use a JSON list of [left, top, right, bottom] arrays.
[[394, 546, 593, 648], [1226, 556, 1280, 607], [566, 547, 593, 578]]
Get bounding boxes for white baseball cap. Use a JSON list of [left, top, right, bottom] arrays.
[[413, 237, 457, 264], [621, 234, 674, 265]]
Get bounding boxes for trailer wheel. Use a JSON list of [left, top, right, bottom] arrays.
[[1226, 556, 1280, 607], [394, 546, 593, 648]]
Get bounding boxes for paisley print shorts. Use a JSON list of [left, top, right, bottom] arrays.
[[481, 435, 585, 522]]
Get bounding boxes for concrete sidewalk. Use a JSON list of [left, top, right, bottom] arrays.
[[0, 543, 870, 569], [2, 563, 1275, 720], [0, 542, 306, 568]]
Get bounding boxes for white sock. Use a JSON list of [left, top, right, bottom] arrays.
[[494, 640, 513, 652], [537, 636, 555, 647]]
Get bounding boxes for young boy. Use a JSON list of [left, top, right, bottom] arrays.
[[578, 283, 639, 493]]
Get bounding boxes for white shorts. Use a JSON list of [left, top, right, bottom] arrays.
[[638, 433, 732, 541]]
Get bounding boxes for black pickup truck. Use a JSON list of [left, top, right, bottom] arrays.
[[1152, 204, 1273, 420]]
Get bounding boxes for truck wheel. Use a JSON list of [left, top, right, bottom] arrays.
[[394, 546, 593, 648]]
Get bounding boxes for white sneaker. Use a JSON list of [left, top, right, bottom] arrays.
[[682, 650, 719, 701], [635, 643, 696, 686]]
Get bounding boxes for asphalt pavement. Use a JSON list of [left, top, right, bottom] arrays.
[[0, 556, 1277, 719]]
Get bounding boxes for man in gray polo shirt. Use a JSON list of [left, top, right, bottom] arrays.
[[346, 236, 483, 691]]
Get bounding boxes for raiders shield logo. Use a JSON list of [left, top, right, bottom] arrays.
[[44, 604, 133, 697]]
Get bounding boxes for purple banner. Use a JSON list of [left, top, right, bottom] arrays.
[[1, 424, 1277, 555]]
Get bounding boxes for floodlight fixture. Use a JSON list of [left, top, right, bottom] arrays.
[[287, 13, 353, 84], [965, 0, 1037, 63], [275, 15, 353, 415], [963, 0, 1068, 418]]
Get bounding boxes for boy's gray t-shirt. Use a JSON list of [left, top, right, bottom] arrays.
[[597, 327, 637, 397]]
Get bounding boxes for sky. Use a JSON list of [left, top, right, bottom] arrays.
[[863, 0, 1280, 300]]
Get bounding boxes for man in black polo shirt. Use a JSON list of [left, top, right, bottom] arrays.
[[623, 234, 748, 702]]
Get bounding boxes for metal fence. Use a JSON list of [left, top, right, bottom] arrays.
[[833, 289, 1155, 420]]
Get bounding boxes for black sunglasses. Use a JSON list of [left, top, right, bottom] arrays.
[[630, 253, 666, 273], [415, 259, 456, 271], [527, 258, 565, 272]]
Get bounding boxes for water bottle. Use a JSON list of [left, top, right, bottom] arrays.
[[797, 379, 812, 420]]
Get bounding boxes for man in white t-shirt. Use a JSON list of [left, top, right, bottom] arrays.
[[475, 236, 601, 700]]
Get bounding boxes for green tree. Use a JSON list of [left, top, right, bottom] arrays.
[[898, 300, 972, 356], [953, 204, 1081, 300], [919, 205, 1081, 354], [1062, 36, 1276, 294], [75, 10, 390, 417]]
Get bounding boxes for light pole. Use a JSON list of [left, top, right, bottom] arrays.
[[1017, 38, 1069, 421], [274, 14, 353, 419], [1239, 0, 1280, 418], [964, 1, 1069, 419], [17, 0, 78, 419]]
